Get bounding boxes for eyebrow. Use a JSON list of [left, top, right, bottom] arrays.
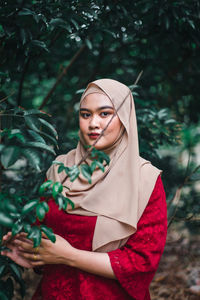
[[80, 106, 114, 112]]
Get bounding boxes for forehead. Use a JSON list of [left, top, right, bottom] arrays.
[[80, 93, 113, 108]]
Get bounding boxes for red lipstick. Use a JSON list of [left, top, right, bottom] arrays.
[[88, 133, 100, 140]]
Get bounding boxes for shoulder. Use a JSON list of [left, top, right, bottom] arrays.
[[150, 175, 166, 202], [144, 175, 167, 221]]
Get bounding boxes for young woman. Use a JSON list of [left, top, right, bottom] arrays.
[[1, 79, 167, 300]]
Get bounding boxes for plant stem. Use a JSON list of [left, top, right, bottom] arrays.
[[39, 45, 86, 110]]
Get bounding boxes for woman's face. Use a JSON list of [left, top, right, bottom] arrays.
[[79, 93, 122, 150]]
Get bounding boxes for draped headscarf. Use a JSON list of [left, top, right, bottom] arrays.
[[47, 79, 161, 252]]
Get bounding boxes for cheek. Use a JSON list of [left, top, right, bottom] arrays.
[[79, 119, 87, 133], [106, 117, 122, 137]]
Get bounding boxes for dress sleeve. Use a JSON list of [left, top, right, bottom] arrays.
[[108, 175, 167, 300]]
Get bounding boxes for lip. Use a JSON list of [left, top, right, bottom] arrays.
[[88, 133, 100, 140]]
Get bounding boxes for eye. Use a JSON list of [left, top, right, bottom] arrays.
[[100, 111, 112, 117], [80, 112, 91, 119]]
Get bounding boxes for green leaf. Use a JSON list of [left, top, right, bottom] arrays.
[[71, 19, 79, 30], [58, 165, 65, 173], [66, 23, 72, 33], [41, 201, 49, 213], [80, 164, 92, 183], [52, 182, 63, 198], [65, 197, 75, 210], [49, 18, 66, 28], [95, 161, 105, 172], [0, 265, 6, 276], [12, 222, 23, 235], [0, 212, 13, 227], [24, 115, 41, 132], [18, 8, 35, 16], [39, 180, 53, 194], [5, 202, 18, 213], [39, 131, 58, 147], [85, 38, 92, 49], [90, 161, 97, 173], [8, 129, 25, 143], [38, 118, 57, 137], [31, 40, 49, 52], [68, 165, 80, 182], [36, 203, 46, 221], [21, 199, 38, 215], [57, 196, 63, 210], [62, 197, 68, 210], [40, 225, 56, 243], [27, 226, 42, 248], [1, 146, 20, 168], [22, 148, 41, 172], [25, 142, 56, 155], [27, 130, 46, 144], [9, 263, 21, 280], [24, 109, 46, 116], [52, 160, 64, 165], [91, 148, 110, 165], [24, 223, 31, 234]]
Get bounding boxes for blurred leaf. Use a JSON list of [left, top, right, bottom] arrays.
[[38, 118, 57, 138], [0, 212, 13, 228], [25, 142, 56, 155], [27, 130, 46, 144], [22, 148, 41, 171], [27, 226, 41, 248], [52, 182, 63, 198], [21, 199, 38, 215], [0, 265, 6, 277], [57, 196, 63, 210], [85, 39, 92, 49], [31, 40, 49, 52], [40, 225, 56, 243], [39, 180, 53, 194], [36, 203, 46, 221], [80, 164, 92, 183], [1, 146, 20, 168], [68, 165, 80, 182], [12, 222, 23, 235], [9, 263, 21, 280]]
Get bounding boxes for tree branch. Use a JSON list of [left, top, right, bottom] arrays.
[[39, 44, 86, 110]]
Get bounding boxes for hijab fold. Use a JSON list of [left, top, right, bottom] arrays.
[[47, 79, 161, 252]]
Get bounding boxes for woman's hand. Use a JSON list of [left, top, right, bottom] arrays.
[[10, 232, 76, 267], [1, 232, 34, 268]]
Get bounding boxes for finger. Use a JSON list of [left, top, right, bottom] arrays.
[[2, 232, 20, 246], [18, 232, 28, 238], [31, 261, 44, 267], [4, 243, 16, 251], [14, 240, 35, 252], [15, 236, 33, 245], [19, 251, 41, 262], [1, 250, 13, 259], [2, 232, 12, 244]]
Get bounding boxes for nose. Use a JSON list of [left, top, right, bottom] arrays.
[[89, 115, 100, 129]]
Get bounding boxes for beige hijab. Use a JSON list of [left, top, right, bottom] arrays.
[[47, 79, 161, 252]]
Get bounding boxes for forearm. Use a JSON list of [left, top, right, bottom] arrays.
[[66, 248, 117, 280]]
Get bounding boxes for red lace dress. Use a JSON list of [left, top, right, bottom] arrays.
[[32, 175, 167, 300]]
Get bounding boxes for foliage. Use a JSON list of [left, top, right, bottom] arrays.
[[0, 104, 110, 298], [0, 0, 200, 298]]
